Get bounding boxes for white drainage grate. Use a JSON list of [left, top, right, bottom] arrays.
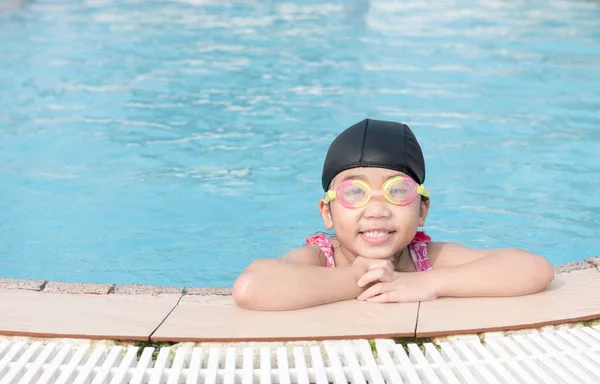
[[1, 325, 599, 383]]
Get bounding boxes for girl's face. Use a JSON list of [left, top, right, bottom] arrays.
[[319, 167, 429, 261]]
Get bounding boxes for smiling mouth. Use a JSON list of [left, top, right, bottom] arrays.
[[360, 230, 394, 238]]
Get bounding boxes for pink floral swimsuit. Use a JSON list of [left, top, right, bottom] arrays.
[[305, 231, 432, 271]]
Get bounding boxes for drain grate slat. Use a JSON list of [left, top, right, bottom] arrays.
[[342, 344, 365, 384], [528, 333, 590, 381], [222, 347, 236, 384], [377, 341, 404, 383], [515, 334, 579, 383], [167, 347, 188, 384], [18, 342, 57, 384], [556, 329, 600, 377], [73, 343, 105, 384], [1, 325, 600, 383], [406, 343, 441, 384], [91, 345, 122, 384], [149, 346, 171, 384], [57, 344, 89, 384], [0, 342, 25, 376], [392, 343, 421, 384], [3, 342, 40, 383], [543, 331, 600, 379], [308, 345, 327, 384], [38, 344, 71, 384], [110, 346, 139, 384], [292, 346, 310, 384], [357, 342, 385, 384], [484, 337, 540, 383], [453, 338, 502, 384], [324, 344, 346, 384], [276, 346, 291, 384], [241, 347, 253, 384], [430, 343, 463, 384], [130, 346, 154, 384], [499, 336, 555, 384], [259, 347, 272, 384], [470, 339, 518, 383]]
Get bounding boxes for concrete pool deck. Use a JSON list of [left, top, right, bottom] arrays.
[[0, 257, 598, 343]]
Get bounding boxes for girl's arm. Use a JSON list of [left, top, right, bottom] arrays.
[[232, 246, 368, 310], [428, 242, 555, 297], [356, 242, 555, 303]]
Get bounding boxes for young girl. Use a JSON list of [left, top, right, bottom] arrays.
[[233, 119, 555, 310]]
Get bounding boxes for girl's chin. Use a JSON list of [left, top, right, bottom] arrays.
[[357, 250, 398, 260]]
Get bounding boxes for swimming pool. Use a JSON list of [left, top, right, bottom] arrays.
[[0, 0, 599, 287]]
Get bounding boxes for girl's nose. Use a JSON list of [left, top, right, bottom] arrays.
[[363, 194, 391, 218]]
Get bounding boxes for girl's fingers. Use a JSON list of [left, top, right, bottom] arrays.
[[357, 269, 384, 288], [357, 282, 389, 300], [357, 268, 394, 288], [367, 259, 395, 272], [378, 270, 394, 282], [365, 292, 396, 303]]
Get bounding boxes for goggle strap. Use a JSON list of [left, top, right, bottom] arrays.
[[417, 185, 430, 198], [323, 190, 337, 204]]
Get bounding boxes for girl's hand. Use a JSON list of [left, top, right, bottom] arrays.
[[352, 256, 395, 288], [356, 271, 439, 303]]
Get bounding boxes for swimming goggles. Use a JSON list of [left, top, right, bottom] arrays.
[[323, 176, 430, 209]]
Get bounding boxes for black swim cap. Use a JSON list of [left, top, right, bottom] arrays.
[[321, 118, 426, 191]]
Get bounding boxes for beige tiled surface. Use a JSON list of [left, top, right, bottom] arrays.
[[417, 268, 600, 337], [152, 295, 419, 342], [0, 289, 180, 341]]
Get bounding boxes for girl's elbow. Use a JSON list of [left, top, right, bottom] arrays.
[[232, 271, 260, 309], [533, 255, 555, 290], [542, 259, 555, 286], [232, 260, 271, 309]]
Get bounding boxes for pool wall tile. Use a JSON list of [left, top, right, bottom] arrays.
[[586, 256, 600, 267], [113, 284, 184, 295], [43, 281, 114, 295], [0, 278, 46, 291], [554, 260, 595, 274], [185, 287, 231, 295]]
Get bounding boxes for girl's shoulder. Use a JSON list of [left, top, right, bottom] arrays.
[[282, 241, 326, 266], [426, 241, 489, 269]]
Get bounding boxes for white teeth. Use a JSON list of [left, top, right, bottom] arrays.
[[362, 231, 390, 238]]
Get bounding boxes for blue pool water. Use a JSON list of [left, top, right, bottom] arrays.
[[0, 0, 599, 287]]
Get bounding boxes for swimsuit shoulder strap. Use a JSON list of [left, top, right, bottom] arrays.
[[408, 231, 432, 271], [305, 233, 335, 267]]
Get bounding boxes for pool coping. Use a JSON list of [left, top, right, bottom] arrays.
[[0, 256, 598, 343]]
